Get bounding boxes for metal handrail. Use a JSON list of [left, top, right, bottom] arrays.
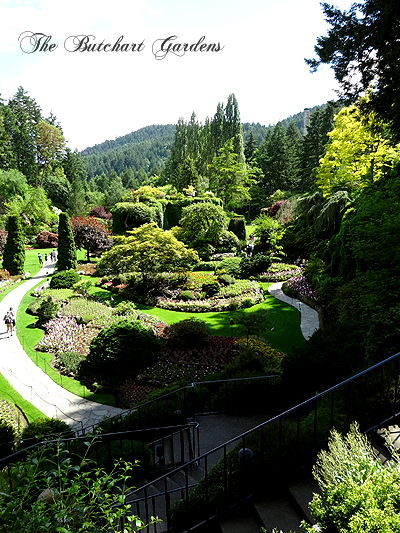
[[78, 374, 281, 435], [120, 350, 400, 531]]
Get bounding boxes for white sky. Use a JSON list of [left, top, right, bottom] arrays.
[[0, 0, 352, 152]]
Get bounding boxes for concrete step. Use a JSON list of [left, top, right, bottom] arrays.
[[288, 478, 320, 525], [254, 498, 304, 533], [219, 514, 260, 533]]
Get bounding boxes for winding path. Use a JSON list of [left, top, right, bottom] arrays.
[[0, 262, 127, 434], [268, 282, 320, 340]]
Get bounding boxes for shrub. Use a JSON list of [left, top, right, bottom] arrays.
[[162, 318, 210, 347], [89, 205, 112, 220], [240, 253, 272, 278], [0, 420, 16, 457], [227, 217, 246, 241], [50, 269, 80, 289], [201, 281, 220, 297], [113, 301, 137, 315], [80, 320, 161, 386], [21, 417, 72, 441], [216, 229, 240, 253], [218, 273, 235, 285], [215, 256, 242, 278], [36, 296, 60, 325], [72, 278, 93, 294], [112, 202, 154, 234], [179, 290, 195, 301], [36, 230, 58, 248]]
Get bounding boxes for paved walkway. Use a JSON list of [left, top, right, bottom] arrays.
[[268, 282, 319, 340], [0, 262, 127, 434]]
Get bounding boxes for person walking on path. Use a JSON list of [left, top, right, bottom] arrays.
[[3, 310, 12, 337], [38, 253, 42, 265], [8, 307, 16, 335]]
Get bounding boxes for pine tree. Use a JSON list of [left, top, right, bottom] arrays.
[[3, 215, 25, 275], [57, 212, 77, 271]]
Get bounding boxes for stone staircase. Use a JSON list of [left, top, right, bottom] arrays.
[[123, 422, 400, 533]]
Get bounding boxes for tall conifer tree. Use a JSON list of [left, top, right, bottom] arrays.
[[3, 215, 25, 275], [57, 212, 77, 271]]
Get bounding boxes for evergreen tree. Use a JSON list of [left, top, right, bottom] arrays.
[[3, 215, 25, 275], [244, 128, 258, 162], [57, 212, 77, 271], [7, 87, 42, 186], [299, 104, 337, 191], [177, 156, 200, 192]]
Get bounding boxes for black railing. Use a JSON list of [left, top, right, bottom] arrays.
[[0, 422, 200, 493], [79, 375, 281, 436], [119, 351, 400, 532]]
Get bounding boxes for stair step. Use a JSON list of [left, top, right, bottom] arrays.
[[219, 515, 260, 533], [288, 478, 320, 525], [254, 498, 303, 533]]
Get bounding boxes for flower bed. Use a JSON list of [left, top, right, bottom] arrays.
[[156, 280, 264, 312], [283, 276, 317, 301], [259, 263, 303, 282]]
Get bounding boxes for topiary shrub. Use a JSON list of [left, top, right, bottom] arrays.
[[179, 290, 195, 301], [201, 281, 220, 297], [21, 417, 72, 442], [216, 230, 240, 253], [215, 256, 242, 278], [162, 318, 210, 347], [36, 230, 58, 248], [50, 269, 80, 289], [26, 298, 43, 316], [218, 273, 235, 286], [79, 320, 161, 386], [111, 202, 154, 235], [3, 215, 25, 275], [228, 217, 246, 241], [240, 253, 272, 278], [57, 212, 77, 271]]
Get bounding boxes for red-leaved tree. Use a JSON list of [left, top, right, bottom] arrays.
[[89, 205, 112, 220], [70, 216, 113, 261]]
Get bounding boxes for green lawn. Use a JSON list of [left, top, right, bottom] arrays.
[[0, 373, 44, 423], [87, 279, 305, 354]]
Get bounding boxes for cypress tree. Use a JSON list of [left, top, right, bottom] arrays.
[[3, 215, 25, 275], [57, 212, 77, 271]]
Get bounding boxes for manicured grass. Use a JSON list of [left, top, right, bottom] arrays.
[[87, 280, 305, 354], [16, 280, 116, 407]]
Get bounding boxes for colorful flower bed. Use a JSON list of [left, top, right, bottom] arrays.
[[283, 276, 317, 301], [157, 281, 264, 312], [234, 337, 285, 360], [259, 263, 303, 282]]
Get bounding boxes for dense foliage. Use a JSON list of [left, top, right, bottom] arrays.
[[57, 212, 77, 271], [2, 215, 25, 275]]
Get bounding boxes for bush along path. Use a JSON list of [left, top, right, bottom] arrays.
[[0, 261, 127, 434]]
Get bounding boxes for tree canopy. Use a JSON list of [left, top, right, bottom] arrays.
[[97, 223, 198, 278], [306, 0, 400, 140]]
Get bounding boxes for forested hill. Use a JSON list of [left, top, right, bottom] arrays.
[[81, 124, 176, 180], [81, 105, 325, 180]]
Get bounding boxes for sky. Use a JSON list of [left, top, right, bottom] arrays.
[[0, 0, 353, 152]]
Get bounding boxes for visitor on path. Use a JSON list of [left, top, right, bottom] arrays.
[[3, 311, 12, 337], [8, 307, 15, 335], [44, 253, 48, 264], [38, 253, 43, 265]]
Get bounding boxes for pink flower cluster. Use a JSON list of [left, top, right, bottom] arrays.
[[284, 276, 317, 301]]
